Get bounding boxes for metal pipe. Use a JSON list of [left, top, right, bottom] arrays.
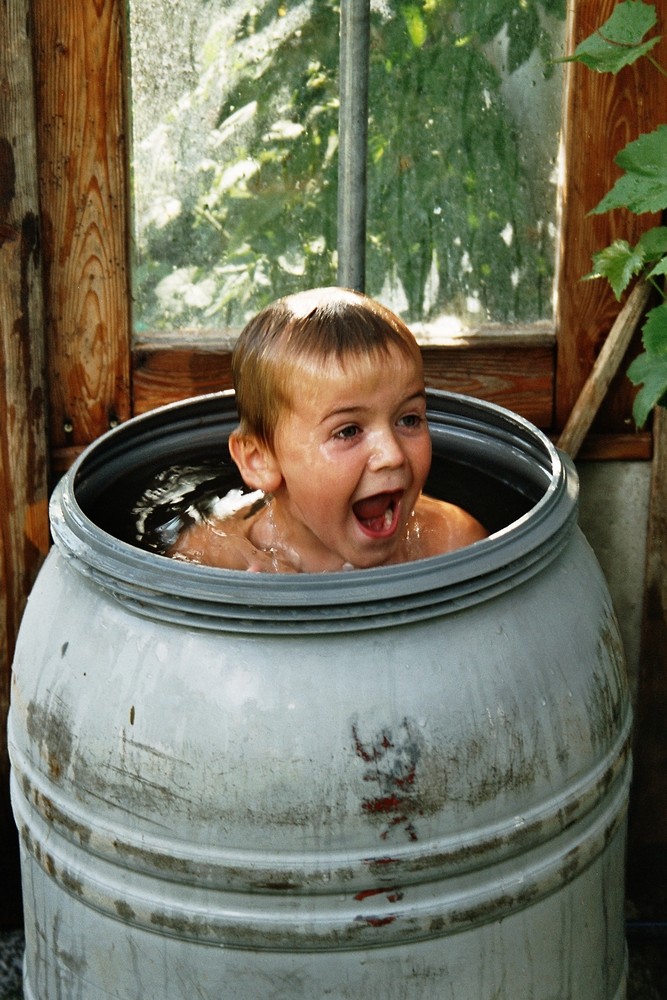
[[337, 0, 370, 291]]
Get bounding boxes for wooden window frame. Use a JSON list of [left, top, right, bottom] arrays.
[[30, 0, 667, 472]]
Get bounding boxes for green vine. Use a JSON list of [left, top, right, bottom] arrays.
[[562, 0, 667, 427]]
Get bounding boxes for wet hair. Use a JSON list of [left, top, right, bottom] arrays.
[[231, 287, 423, 448]]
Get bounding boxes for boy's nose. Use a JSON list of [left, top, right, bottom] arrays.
[[367, 429, 405, 471]]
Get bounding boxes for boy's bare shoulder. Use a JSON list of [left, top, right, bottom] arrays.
[[168, 509, 253, 569], [415, 494, 488, 556], [168, 493, 295, 572]]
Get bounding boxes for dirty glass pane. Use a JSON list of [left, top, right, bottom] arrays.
[[128, 0, 565, 334]]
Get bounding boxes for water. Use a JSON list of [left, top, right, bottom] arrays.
[[96, 450, 534, 560], [128, 459, 257, 554]]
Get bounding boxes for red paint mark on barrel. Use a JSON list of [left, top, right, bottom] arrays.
[[352, 719, 424, 842], [363, 915, 397, 927]]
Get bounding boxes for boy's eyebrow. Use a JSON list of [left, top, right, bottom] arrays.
[[320, 390, 427, 423]]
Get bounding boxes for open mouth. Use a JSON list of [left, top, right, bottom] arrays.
[[352, 491, 402, 538]]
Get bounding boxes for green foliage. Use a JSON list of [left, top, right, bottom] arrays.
[[561, 0, 659, 73], [586, 240, 645, 300], [628, 305, 667, 426], [132, 0, 565, 330], [586, 226, 667, 299], [365, 2, 557, 319], [567, 1, 666, 428], [592, 126, 667, 216]]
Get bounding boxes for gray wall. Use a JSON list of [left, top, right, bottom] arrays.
[[576, 461, 650, 704]]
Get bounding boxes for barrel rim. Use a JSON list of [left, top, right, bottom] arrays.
[[50, 390, 578, 621]]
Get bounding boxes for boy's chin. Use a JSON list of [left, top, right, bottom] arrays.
[[341, 539, 404, 571]]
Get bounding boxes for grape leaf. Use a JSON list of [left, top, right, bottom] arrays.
[[637, 226, 667, 260], [592, 126, 667, 215], [585, 239, 645, 299], [563, 0, 660, 73], [628, 351, 667, 427], [627, 306, 667, 426], [641, 302, 667, 355]]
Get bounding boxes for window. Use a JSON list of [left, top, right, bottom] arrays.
[[128, 0, 565, 334]]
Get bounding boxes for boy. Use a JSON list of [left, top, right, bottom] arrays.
[[169, 287, 487, 572]]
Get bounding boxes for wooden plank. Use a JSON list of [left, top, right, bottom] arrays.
[[421, 345, 554, 428], [132, 346, 235, 415], [0, 0, 51, 926], [574, 433, 652, 462], [132, 340, 555, 427], [32, 0, 132, 450], [556, 0, 667, 436], [557, 279, 651, 458], [627, 406, 667, 917], [136, 320, 555, 352], [132, 337, 655, 460]]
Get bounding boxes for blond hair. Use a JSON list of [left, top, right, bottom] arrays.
[[232, 287, 423, 448]]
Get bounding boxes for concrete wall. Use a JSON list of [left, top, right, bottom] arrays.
[[576, 460, 651, 704]]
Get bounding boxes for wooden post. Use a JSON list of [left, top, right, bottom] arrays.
[[628, 405, 667, 917], [557, 279, 651, 459], [32, 0, 133, 470], [0, 0, 51, 926]]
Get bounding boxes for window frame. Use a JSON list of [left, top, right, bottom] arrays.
[[30, 0, 666, 473]]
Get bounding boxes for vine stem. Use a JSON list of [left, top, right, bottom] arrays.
[[648, 274, 667, 300], [647, 55, 667, 79]]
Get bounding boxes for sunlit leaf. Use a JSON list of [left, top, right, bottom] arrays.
[[592, 126, 667, 215], [562, 0, 660, 73], [403, 5, 428, 47], [585, 239, 644, 299]]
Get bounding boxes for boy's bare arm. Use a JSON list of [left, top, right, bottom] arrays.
[[168, 518, 296, 572]]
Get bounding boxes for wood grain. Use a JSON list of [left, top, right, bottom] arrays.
[[0, 0, 51, 923], [32, 0, 132, 449], [132, 340, 555, 427], [132, 346, 235, 415], [573, 433, 651, 462], [422, 344, 554, 428], [556, 0, 667, 434]]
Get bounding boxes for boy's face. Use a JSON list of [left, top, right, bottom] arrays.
[[268, 345, 432, 570]]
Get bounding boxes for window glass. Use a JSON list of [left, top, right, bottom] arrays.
[[129, 0, 565, 334]]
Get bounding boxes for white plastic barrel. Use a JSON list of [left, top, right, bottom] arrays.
[[8, 391, 631, 999]]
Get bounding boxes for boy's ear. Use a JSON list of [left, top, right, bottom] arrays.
[[228, 430, 283, 493]]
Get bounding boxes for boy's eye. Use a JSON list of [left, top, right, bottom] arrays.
[[399, 413, 423, 428], [334, 424, 360, 440]]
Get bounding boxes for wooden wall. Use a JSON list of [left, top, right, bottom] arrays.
[[1, 0, 51, 926], [33, 0, 133, 470]]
